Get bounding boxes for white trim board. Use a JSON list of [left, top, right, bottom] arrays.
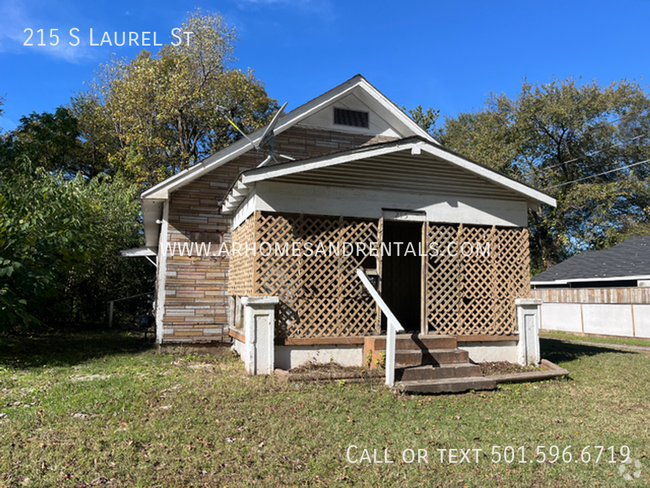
[[532, 274, 650, 286]]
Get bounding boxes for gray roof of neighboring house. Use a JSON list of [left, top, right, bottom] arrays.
[[531, 235, 650, 285]]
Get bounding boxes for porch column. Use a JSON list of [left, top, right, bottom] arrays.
[[241, 296, 279, 375], [516, 298, 542, 366]]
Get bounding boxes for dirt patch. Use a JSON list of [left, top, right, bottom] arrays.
[[289, 361, 373, 374], [479, 361, 541, 376], [278, 361, 383, 383]]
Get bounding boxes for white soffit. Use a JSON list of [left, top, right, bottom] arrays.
[[221, 139, 556, 214]]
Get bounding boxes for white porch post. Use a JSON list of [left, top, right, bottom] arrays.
[[241, 296, 279, 375], [516, 298, 542, 366], [385, 321, 397, 386]]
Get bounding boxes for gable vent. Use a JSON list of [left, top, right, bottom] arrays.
[[334, 108, 369, 128]]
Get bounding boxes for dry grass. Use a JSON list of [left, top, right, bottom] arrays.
[[0, 332, 649, 487]]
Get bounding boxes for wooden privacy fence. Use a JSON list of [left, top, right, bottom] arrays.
[[229, 211, 380, 339], [425, 223, 530, 336], [229, 212, 531, 339], [532, 287, 650, 304]]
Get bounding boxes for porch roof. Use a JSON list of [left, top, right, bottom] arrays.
[[221, 136, 556, 215]]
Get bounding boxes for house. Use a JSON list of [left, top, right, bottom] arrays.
[[532, 236, 650, 338], [140, 75, 556, 389]]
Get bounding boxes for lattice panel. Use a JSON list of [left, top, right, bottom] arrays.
[[426, 224, 463, 333], [247, 212, 380, 339], [228, 216, 257, 297], [254, 213, 302, 338], [426, 223, 530, 336]]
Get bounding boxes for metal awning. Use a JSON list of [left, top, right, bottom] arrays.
[[120, 247, 158, 267]]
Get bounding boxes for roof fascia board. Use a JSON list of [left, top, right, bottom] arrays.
[[354, 78, 438, 144], [141, 135, 256, 200]]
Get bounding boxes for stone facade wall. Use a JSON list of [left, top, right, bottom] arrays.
[[160, 127, 396, 343]]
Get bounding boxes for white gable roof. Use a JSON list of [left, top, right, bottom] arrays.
[[141, 74, 436, 201], [221, 137, 556, 215], [140, 75, 439, 247]]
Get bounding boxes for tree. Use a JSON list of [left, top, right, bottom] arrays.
[[80, 9, 278, 186], [0, 158, 150, 329], [437, 77, 650, 273], [0, 94, 5, 132], [404, 105, 440, 137]]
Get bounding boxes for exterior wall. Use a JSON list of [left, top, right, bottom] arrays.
[[160, 127, 396, 343], [275, 345, 364, 369], [457, 341, 519, 363]]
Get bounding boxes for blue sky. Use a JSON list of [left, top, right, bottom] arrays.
[[1, 0, 649, 131]]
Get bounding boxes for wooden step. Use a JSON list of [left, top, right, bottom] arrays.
[[398, 376, 497, 394], [396, 363, 482, 382], [395, 348, 469, 367], [369, 334, 458, 351]]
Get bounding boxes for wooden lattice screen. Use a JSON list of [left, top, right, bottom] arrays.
[[228, 216, 256, 297], [229, 213, 530, 338], [425, 223, 530, 336], [228, 211, 381, 339]]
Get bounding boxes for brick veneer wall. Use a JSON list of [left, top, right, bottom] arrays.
[[160, 127, 396, 343]]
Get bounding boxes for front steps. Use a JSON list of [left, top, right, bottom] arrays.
[[363, 333, 491, 394]]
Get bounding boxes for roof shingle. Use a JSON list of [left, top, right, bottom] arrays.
[[532, 236, 650, 284]]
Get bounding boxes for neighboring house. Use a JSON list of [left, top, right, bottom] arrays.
[[532, 236, 650, 338], [138, 75, 556, 389]]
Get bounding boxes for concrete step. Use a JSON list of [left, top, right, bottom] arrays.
[[398, 376, 497, 394], [368, 334, 458, 351], [395, 348, 469, 367], [395, 363, 482, 382]]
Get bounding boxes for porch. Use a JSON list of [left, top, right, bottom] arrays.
[[227, 210, 536, 374]]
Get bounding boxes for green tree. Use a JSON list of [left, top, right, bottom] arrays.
[[0, 158, 150, 329], [438, 77, 650, 273], [404, 105, 440, 137], [81, 9, 277, 186], [0, 94, 5, 132]]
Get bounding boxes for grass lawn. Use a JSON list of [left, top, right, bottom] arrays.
[[540, 330, 650, 349], [1, 331, 649, 487]]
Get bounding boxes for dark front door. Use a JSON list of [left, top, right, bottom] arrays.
[[381, 221, 422, 333]]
